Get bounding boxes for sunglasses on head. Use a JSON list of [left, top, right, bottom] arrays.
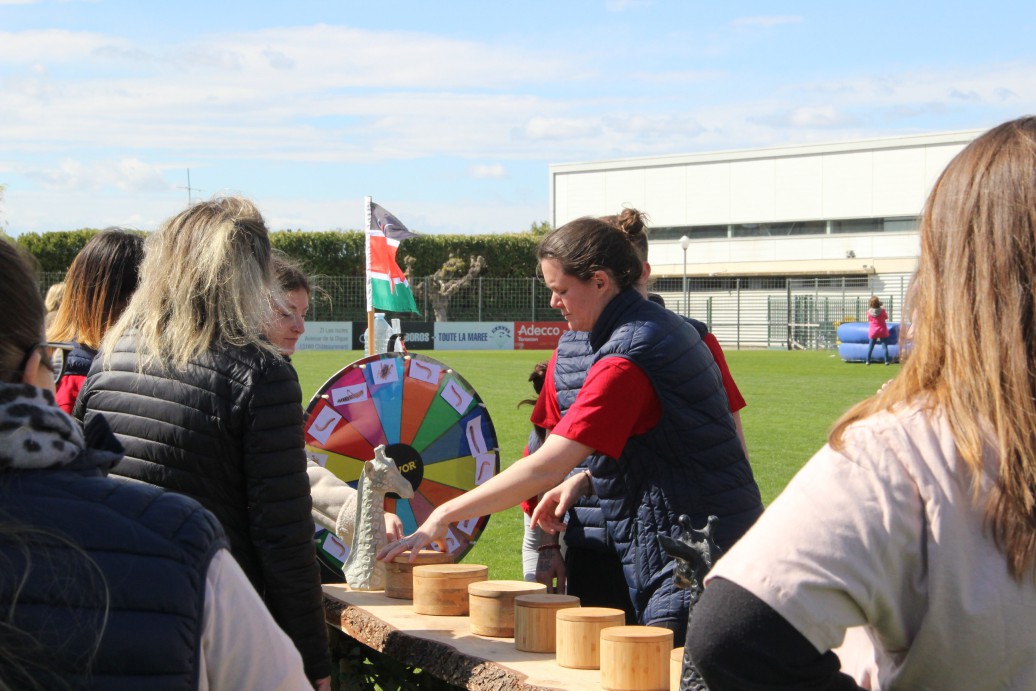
[[16, 341, 76, 384]]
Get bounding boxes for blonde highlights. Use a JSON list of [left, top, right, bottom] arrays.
[[831, 116, 1036, 579], [104, 197, 277, 370]]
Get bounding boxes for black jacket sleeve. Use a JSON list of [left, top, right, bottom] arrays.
[[686, 577, 863, 690]]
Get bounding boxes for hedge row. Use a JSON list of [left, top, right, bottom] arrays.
[[15, 228, 546, 278]]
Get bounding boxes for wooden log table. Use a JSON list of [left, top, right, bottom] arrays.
[[323, 584, 608, 690]]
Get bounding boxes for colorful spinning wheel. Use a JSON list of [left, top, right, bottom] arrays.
[[303, 352, 500, 570]]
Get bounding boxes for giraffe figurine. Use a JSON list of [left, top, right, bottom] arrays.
[[344, 445, 415, 590]]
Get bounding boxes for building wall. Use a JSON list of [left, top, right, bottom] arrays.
[[549, 130, 981, 279]]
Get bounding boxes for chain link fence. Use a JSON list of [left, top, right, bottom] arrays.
[[38, 272, 910, 350]]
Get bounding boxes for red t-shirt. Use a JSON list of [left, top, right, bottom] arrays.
[[54, 373, 87, 415], [531, 352, 661, 459], [703, 333, 746, 413]]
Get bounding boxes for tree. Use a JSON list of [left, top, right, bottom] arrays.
[[528, 220, 552, 237], [405, 253, 487, 322]]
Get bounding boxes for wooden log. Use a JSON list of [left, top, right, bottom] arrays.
[[599, 626, 673, 691]]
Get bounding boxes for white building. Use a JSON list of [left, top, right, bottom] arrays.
[[549, 130, 982, 348]]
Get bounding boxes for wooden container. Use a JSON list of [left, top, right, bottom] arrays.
[[514, 594, 580, 653], [385, 549, 453, 600], [670, 646, 684, 691], [599, 625, 673, 691], [412, 563, 488, 616], [467, 580, 547, 637], [555, 606, 625, 669]]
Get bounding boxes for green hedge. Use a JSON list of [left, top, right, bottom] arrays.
[[19, 228, 545, 278]]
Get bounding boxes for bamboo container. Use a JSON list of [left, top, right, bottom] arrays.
[[513, 594, 581, 653], [384, 549, 454, 600], [555, 606, 626, 669], [412, 563, 488, 615], [467, 580, 547, 637], [599, 625, 673, 691], [670, 646, 684, 691]]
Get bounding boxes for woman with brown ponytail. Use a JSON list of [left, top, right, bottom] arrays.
[[381, 211, 762, 643]]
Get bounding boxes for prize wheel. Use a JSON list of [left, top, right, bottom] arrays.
[[303, 352, 500, 573]]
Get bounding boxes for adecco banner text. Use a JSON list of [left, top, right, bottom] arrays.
[[296, 322, 353, 351], [514, 321, 565, 350], [434, 322, 514, 350]]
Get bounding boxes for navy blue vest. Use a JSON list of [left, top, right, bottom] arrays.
[[554, 289, 763, 629], [1, 424, 225, 690]]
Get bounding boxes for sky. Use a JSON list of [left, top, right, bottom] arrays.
[[2, 1, 1035, 237]]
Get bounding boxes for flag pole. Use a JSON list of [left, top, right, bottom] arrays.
[[364, 196, 375, 357]]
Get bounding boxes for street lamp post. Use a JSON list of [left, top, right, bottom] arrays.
[[679, 235, 690, 315]]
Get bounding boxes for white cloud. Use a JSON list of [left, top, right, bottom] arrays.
[[470, 164, 508, 179], [22, 157, 173, 193]]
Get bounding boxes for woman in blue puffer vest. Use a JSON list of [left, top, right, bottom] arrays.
[[381, 211, 763, 643]]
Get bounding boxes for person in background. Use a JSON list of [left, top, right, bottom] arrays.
[[865, 295, 890, 365], [47, 229, 144, 414], [515, 361, 565, 591], [688, 116, 1036, 689], [75, 197, 331, 690], [43, 281, 64, 330], [0, 239, 309, 691], [381, 213, 762, 643], [266, 251, 404, 581]]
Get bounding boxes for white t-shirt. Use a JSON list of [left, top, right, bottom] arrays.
[[708, 405, 1036, 690]]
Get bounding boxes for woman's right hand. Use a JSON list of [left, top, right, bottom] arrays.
[[376, 507, 450, 563]]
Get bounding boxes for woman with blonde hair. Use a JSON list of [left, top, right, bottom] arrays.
[[0, 239, 310, 690], [76, 197, 331, 689], [47, 228, 144, 412], [688, 116, 1036, 688]]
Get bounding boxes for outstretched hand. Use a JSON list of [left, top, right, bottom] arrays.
[[376, 509, 449, 563], [530, 471, 589, 534]]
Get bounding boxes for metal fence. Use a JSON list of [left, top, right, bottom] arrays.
[[38, 272, 911, 350]]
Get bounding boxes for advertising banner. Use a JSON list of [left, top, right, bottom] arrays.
[[296, 322, 353, 351], [434, 322, 514, 350], [397, 320, 435, 350], [514, 321, 566, 350]]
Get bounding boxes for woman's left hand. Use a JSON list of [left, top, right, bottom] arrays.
[[384, 512, 404, 543]]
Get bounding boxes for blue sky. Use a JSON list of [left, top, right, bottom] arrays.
[[2, 0, 1035, 236]]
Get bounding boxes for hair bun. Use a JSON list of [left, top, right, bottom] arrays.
[[616, 207, 647, 237]]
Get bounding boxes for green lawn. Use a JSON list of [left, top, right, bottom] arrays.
[[292, 349, 898, 580]]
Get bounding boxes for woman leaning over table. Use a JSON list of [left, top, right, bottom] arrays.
[[380, 214, 762, 643]]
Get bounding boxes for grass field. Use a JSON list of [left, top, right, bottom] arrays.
[[292, 348, 899, 581]]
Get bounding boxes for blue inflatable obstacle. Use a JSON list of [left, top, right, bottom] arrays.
[[837, 321, 900, 363]]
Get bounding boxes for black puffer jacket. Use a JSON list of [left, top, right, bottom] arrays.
[[75, 334, 330, 680]]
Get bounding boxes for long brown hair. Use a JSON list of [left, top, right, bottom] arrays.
[[831, 116, 1036, 579], [47, 229, 144, 349]]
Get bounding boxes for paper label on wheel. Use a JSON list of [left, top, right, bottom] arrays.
[[441, 379, 473, 415], [331, 383, 368, 407], [474, 452, 496, 485], [308, 406, 342, 445], [408, 358, 442, 384]]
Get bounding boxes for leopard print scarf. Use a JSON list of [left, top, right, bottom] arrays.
[[0, 383, 85, 471]]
